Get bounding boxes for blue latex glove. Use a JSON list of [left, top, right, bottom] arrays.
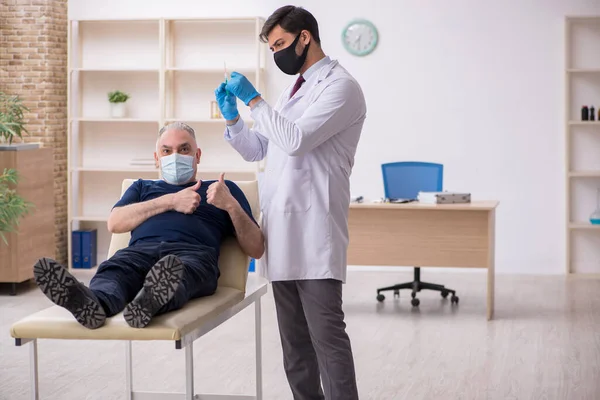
[[225, 71, 261, 105], [214, 82, 239, 120]]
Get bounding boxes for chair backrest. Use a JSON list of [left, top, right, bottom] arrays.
[[106, 179, 260, 293], [381, 161, 443, 199]]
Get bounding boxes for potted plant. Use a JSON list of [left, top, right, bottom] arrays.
[[0, 91, 54, 295], [108, 90, 130, 118], [0, 168, 32, 245], [0, 93, 37, 150], [0, 93, 31, 243]]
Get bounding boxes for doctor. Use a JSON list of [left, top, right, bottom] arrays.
[[214, 5, 366, 400]]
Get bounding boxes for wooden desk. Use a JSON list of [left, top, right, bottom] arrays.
[[348, 201, 499, 320]]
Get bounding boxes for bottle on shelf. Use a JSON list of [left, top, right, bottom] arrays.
[[590, 188, 600, 225], [591, 106, 596, 121], [582, 105, 589, 121]]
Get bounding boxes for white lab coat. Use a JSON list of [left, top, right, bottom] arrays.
[[225, 59, 366, 282]]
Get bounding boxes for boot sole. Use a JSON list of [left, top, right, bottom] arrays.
[[33, 258, 106, 329], [123, 255, 184, 328]]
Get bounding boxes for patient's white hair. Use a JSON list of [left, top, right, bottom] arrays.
[[156, 122, 197, 150]]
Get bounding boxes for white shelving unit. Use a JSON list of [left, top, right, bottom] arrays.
[[68, 17, 266, 268], [565, 16, 600, 274]]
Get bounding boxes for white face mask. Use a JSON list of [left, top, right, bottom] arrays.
[[160, 153, 195, 185]]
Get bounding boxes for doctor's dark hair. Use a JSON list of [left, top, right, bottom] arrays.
[[260, 6, 321, 45]]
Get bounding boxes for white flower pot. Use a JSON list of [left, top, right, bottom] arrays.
[[110, 102, 127, 118]]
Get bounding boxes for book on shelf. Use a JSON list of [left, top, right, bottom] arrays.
[[418, 191, 471, 204]]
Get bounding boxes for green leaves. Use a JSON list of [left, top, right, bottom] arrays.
[[108, 90, 130, 103], [0, 93, 30, 145], [0, 92, 33, 244], [0, 168, 33, 245]]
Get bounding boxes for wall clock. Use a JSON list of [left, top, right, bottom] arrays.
[[342, 19, 379, 57]]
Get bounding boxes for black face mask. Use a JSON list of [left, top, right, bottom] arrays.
[[274, 33, 310, 75]]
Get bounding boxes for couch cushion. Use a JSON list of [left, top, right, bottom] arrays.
[[10, 287, 244, 341]]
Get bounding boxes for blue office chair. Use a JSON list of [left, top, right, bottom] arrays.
[[377, 161, 459, 307]]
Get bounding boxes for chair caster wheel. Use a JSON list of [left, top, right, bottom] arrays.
[[411, 298, 420, 307], [441, 290, 449, 298], [376, 294, 385, 302], [451, 295, 459, 304]]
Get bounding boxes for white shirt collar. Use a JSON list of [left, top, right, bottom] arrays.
[[302, 55, 331, 81]]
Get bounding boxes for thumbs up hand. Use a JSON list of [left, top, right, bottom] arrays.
[[189, 180, 202, 192], [171, 180, 202, 214], [207, 173, 234, 211]]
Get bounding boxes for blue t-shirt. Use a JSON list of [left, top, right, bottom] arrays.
[[113, 179, 256, 254]]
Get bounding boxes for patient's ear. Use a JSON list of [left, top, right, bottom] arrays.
[[196, 148, 201, 164], [154, 152, 159, 168]]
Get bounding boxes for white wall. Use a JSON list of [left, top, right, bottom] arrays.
[[69, 0, 600, 274]]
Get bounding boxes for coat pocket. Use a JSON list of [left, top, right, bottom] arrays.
[[273, 169, 312, 213]]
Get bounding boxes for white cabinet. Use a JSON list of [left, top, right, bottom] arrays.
[[68, 18, 266, 267], [565, 16, 600, 274]]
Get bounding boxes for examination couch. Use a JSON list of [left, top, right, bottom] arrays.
[[10, 178, 268, 400]]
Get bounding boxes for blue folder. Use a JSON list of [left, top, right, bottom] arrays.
[[71, 231, 81, 269], [72, 229, 97, 269]]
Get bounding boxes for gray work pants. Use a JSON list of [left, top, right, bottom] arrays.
[[272, 279, 359, 400]]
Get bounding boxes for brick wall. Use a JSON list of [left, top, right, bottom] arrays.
[[0, 0, 68, 263]]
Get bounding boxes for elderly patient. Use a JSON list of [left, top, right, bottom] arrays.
[[33, 122, 265, 329]]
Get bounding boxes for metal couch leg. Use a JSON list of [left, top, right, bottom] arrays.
[[30, 339, 39, 400], [255, 298, 263, 400], [185, 342, 194, 400], [125, 341, 133, 400]]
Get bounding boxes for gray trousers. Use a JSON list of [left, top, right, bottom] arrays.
[[272, 279, 359, 400]]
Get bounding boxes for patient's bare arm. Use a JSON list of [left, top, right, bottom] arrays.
[[226, 202, 265, 259], [108, 181, 202, 233], [206, 174, 265, 259]]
